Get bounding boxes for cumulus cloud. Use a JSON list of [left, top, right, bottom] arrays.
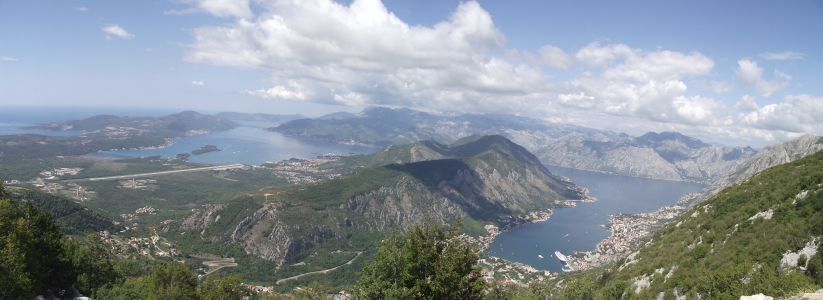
[[246, 82, 309, 101], [740, 94, 823, 133], [192, 80, 205, 86], [562, 42, 719, 125], [736, 59, 790, 97], [760, 51, 804, 61], [171, 0, 252, 18], [102, 24, 134, 40], [538, 45, 573, 70], [179, 0, 820, 146], [575, 42, 633, 68], [187, 0, 553, 110], [735, 95, 759, 112]]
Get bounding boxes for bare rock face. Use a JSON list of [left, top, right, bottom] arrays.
[[716, 135, 823, 188], [230, 204, 292, 268], [536, 132, 756, 183], [345, 177, 464, 231], [180, 204, 226, 235]]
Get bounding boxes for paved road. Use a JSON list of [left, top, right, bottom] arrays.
[[64, 164, 245, 182], [276, 252, 363, 285]]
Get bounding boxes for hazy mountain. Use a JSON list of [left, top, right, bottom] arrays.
[[216, 112, 303, 125], [270, 107, 756, 183], [0, 111, 236, 160], [179, 135, 589, 269], [712, 134, 823, 190], [537, 132, 757, 183]]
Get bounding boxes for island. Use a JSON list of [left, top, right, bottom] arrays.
[[191, 144, 222, 155]]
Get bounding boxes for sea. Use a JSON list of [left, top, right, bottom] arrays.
[[0, 107, 378, 164], [486, 166, 705, 273]]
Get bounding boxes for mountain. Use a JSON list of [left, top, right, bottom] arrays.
[[559, 148, 823, 299], [714, 134, 823, 189], [179, 135, 589, 271], [216, 112, 303, 125], [537, 132, 757, 183], [270, 107, 755, 183], [0, 111, 236, 160]]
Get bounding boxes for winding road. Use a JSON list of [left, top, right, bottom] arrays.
[[276, 251, 363, 285]]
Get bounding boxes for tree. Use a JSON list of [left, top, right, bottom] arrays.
[[199, 275, 251, 300], [0, 194, 75, 299], [64, 233, 122, 298], [356, 219, 487, 299], [147, 262, 199, 300]]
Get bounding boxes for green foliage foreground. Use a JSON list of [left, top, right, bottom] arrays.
[[356, 219, 487, 299], [0, 183, 252, 300]]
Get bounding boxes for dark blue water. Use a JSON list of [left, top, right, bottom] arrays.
[[93, 124, 378, 164], [486, 166, 704, 272]]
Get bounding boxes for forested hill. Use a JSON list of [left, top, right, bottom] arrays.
[[5, 186, 117, 234], [560, 149, 823, 299]]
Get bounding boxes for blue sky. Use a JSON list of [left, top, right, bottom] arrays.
[[0, 0, 821, 146]]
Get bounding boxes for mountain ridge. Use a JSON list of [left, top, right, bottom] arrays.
[[178, 135, 589, 275], [270, 106, 756, 183]]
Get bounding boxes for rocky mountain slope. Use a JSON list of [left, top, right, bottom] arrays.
[[180, 135, 589, 269], [714, 134, 823, 189], [561, 148, 823, 299], [270, 107, 755, 183]]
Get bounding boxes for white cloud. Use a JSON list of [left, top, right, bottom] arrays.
[[740, 94, 823, 133], [333, 92, 370, 106], [736, 59, 790, 97], [74, 6, 88, 12], [180, 0, 820, 146], [192, 80, 205, 86], [735, 95, 759, 112], [575, 42, 633, 68], [246, 82, 309, 101], [102, 24, 134, 40], [187, 0, 550, 110], [760, 51, 804, 61], [173, 0, 252, 18], [1, 56, 19, 62], [539, 45, 573, 70], [562, 43, 718, 125]]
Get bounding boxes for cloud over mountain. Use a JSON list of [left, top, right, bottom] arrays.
[[183, 0, 821, 146]]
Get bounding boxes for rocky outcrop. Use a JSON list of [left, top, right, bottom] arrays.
[[715, 135, 823, 188], [230, 204, 292, 267], [180, 204, 225, 235]]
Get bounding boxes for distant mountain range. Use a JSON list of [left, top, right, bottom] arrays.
[[269, 107, 758, 183], [179, 135, 589, 269], [0, 111, 236, 160]]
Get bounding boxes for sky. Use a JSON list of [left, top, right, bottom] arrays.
[[1, 0, 822, 146]]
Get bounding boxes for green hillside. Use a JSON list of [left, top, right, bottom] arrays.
[[555, 150, 823, 299]]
